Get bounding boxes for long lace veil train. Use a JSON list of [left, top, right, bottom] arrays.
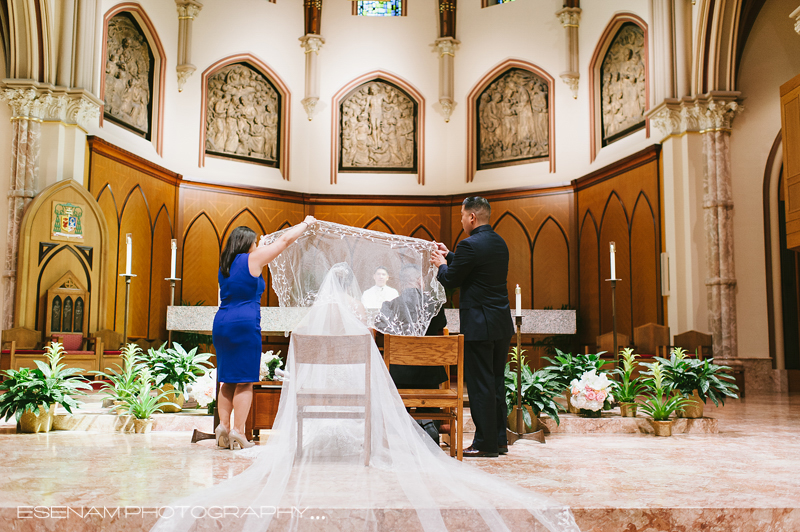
[[152, 223, 580, 532]]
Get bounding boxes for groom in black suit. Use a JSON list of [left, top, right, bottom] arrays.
[[431, 197, 514, 458]]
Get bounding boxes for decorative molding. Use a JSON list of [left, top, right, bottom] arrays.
[[301, 97, 318, 121], [433, 37, 459, 123], [0, 80, 102, 130], [556, 6, 581, 27], [175, 1, 203, 92], [792, 6, 800, 35], [299, 35, 325, 121], [646, 92, 743, 140], [556, 7, 581, 99], [560, 73, 579, 100], [299, 34, 325, 54]]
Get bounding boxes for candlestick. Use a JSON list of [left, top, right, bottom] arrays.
[[170, 239, 177, 279], [609, 241, 616, 280], [125, 234, 132, 275], [515, 284, 522, 317]]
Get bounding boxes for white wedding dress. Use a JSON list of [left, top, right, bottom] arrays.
[[152, 223, 580, 532]]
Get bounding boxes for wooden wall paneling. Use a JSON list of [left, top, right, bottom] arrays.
[[181, 214, 221, 307], [630, 192, 660, 330], [780, 72, 800, 250], [493, 212, 533, 310], [116, 187, 153, 337], [364, 217, 394, 234], [578, 211, 601, 346], [599, 192, 632, 339], [95, 186, 120, 330], [533, 218, 570, 310], [223, 209, 268, 305], [149, 208, 173, 341]]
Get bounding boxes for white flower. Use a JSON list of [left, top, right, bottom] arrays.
[[189, 368, 216, 408], [569, 369, 613, 412]]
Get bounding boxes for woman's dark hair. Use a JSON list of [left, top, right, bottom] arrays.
[[220, 226, 257, 278]]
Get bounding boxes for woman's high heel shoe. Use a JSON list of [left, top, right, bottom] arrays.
[[215, 424, 230, 449], [228, 429, 255, 450]]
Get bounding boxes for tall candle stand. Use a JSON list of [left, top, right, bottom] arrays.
[[507, 314, 546, 446], [119, 273, 137, 344], [165, 276, 181, 346], [607, 277, 621, 368]]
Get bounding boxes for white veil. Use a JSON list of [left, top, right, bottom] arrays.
[[152, 227, 580, 532]]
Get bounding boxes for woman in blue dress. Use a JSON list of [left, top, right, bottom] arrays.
[[212, 216, 316, 450]]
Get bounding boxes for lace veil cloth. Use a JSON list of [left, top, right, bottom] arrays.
[[152, 223, 580, 532]]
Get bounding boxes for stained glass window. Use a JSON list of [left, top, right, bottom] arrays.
[[357, 1, 403, 17]]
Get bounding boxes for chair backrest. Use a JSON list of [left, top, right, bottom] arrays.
[[45, 271, 89, 339], [674, 330, 712, 358], [292, 334, 372, 365], [596, 332, 630, 355], [93, 329, 123, 351], [1, 326, 41, 349], [634, 323, 670, 354], [383, 334, 463, 369], [56, 333, 84, 351]]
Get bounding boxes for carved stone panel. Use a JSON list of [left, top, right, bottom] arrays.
[[104, 14, 153, 136], [205, 63, 281, 166], [600, 23, 646, 144], [339, 80, 417, 172], [477, 68, 549, 169]]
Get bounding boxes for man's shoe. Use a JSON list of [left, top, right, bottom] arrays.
[[463, 445, 499, 458], [498, 446, 508, 455]]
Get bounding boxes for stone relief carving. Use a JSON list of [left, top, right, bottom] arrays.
[[104, 14, 152, 134], [205, 64, 280, 164], [340, 81, 416, 170], [600, 23, 646, 141], [478, 68, 549, 167]]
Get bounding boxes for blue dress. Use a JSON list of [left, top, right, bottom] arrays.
[[212, 253, 265, 383]]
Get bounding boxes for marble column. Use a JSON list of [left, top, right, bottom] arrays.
[[555, 7, 581, 99], [433, 37, 459, 122], [652, 0, 675, 102], [176, 1, 203, 92], [0, 81, 100, 329], [299, 35, 324, 121]]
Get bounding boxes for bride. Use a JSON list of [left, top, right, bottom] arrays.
[[153, 222, 580, 532]]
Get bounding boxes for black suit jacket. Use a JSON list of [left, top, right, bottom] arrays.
[[376, 288, 448, 387], [436, 224, 514, 342]]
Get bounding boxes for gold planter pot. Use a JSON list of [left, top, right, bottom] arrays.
[[53, 413, 83, 431], [619, 402, 638, 417], [565, 391, 579, 414], [507, 405, 537, 433], [133, 418, 154, 434], [651, 419, 673, 437], [679, 390, 705, 419], [18, 404, 55, 433], [158, 383, 184, 413]]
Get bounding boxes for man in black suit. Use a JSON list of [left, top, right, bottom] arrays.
[[431, 197, 514, 458]]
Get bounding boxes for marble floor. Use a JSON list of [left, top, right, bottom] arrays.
[[1, 393, 798, 531]]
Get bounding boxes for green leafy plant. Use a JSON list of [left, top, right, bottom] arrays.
[[123, 369, 180, 419], [638, 361, 691, 421], [171, 300, 213, 351], [542, 349, 611, 393], [145, 342, 213, 396], [505, 347, 562, 428], [656, 347, 739, 407], [612, 347, 648, 403], [0, 341, 92, 423], [93, 343, 146, 402]]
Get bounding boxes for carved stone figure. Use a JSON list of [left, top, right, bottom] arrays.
[[104, 14, 152, 133], [478, 68, 549, 167], [600, 23, 646, 141], [205, 64, 280, 164], [340, 81, 416, 170]]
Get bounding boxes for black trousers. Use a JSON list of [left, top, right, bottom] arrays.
[[464, 338, 510, 452]]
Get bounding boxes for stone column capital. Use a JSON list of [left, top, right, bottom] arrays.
[[791, 6, 800, 35], [555, 7, 581, 28], [647, 92, 743, 139], [433, 37, 460, 58], [299, 34, 326, 54], [176, 0, 203, 19], [0, 80, 102, 130]]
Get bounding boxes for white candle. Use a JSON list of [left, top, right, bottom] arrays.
[[609, 241, 616, 280], [125, 234, 132, 275], [170, 239, 177, 279], [515, 284, 522, 317]]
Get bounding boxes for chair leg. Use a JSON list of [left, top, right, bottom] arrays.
[[457, 405, 463, 461], [364, 404, 371, 467], [296, 412, 303, 460]]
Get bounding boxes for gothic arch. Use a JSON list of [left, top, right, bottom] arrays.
[[466, 58, 556, 181], [762, 130, 784, 368], [364, 216, 396, 235], [588, 13, 650, 162], [101, 3, 166, 156], [330, 70, 426, 185]]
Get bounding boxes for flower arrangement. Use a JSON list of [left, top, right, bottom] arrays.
[[260, 350, 283, 382], [542, 349, 611, 393], [569, 370, 614, 413], [188, 368, 217, 411]]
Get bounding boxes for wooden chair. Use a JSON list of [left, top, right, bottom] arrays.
[[596, 332, 630, 357], [673, 330, 712, 360], [634, 323, 670, 358], [92, 329, 125, 375], [293, 333, 373, 466], [383, 333, 465, 461]]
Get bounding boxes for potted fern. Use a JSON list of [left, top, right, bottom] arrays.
[[613, 348, 647, 417], [0, 341, 92, 433], [122, 369, 180, 433], [146, 342, 213, 412], [658, 347, 739, 418], [94, 343, 146, 413], [638, 361, 691, 436], [542, 349, 611, 413], [505, 347, 562, 432]]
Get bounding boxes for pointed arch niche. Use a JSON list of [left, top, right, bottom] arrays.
[[331, 71, 425, 185], [466, 59, 556, 182], [101, 3, 166, 157], [199, 54, 292, 180], [589, 14, 650, 163]]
